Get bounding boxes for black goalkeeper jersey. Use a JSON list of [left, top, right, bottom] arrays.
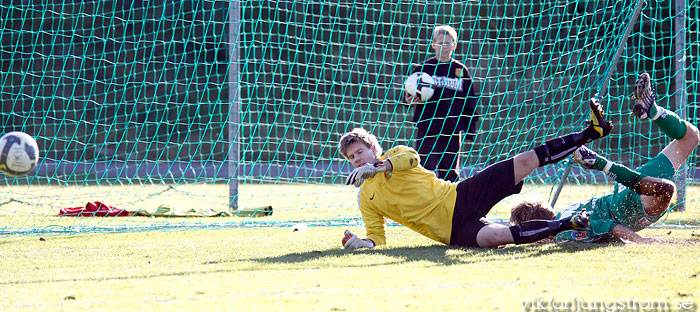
[[410, 57, 479, 140]]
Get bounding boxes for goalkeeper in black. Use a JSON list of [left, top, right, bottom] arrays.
[[339, 98, 612, 249], [404, 25, 479, 182]]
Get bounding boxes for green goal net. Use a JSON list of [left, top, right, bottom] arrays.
[[0, 0, 698, 235]]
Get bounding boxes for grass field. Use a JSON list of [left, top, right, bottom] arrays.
[[1, 183, 699, 311], [1, 226, 699, 311]]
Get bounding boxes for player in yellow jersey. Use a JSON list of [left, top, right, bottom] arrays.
[[338, 98, 612, 249]]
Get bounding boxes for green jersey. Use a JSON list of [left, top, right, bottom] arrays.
[[555, 153, 675, 243]]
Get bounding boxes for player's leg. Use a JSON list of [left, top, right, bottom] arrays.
[[573, 146, 675, 215], [454, 100, 609, 248], [437, 155, 459, 182], [633, 72, 700, 170], [453, 158, 588, 247], [630, 73, 699, 214], [512, 98, 613, 184], [430, 134, 448, 180], [638, 177, 676, 215], [475, 212, 590, 247], [434, 134, 460, 182], [416, 131, 439, 171], [658, 124, 700, 171], [573, 146, 676, 199]]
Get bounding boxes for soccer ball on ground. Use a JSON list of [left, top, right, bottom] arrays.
[[404, 72, 435, 102], [0, 131, 39, 177]]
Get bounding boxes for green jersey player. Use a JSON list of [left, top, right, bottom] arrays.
[[510, 73, 700, 244]]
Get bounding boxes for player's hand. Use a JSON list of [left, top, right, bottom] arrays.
[[404, 93, 420, 105], [342, 230, 375, 249], [345, 163, 385, 188]]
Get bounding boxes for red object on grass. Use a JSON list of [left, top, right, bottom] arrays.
[[59, 201, 130, 217]]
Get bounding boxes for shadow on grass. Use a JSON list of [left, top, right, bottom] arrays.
[[1, 243, 618, 286], [243, 242, 610, 267]]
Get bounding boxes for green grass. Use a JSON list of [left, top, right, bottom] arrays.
[[1, 183, 699, 310], [1, 226, 699, 311]]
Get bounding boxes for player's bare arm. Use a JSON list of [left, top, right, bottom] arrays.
[[611, 224, 664, 244]]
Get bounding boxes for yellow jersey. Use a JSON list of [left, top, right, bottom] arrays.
[[358, 145, 458, 245]]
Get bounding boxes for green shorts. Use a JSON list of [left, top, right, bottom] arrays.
[[556, 153, 676, 243]]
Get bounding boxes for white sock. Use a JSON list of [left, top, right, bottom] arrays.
[[602, 162, 613, 174]]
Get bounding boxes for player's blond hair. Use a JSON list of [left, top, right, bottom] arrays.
[[432, 25, 458, 43], [509, 201, 556, 225], [338, 128, 383, 159]]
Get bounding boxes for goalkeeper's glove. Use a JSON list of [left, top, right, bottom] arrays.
[[345, 162, 387, 188], [342, 230, 375, 249]]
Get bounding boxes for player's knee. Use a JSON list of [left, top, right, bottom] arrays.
[[476, 226, 513, 247], [685, 122, 700, 146], [658, 179, 676, 201], [645, 179, 675, 215], [513, 151, 538, 170]]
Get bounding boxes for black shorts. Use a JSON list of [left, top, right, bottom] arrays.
[[449, 158, 523, 247]]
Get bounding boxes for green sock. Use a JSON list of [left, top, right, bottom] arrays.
[[591, 154, 608, 171], [650, 106, 687, 140], [601, 162, 646, 193]]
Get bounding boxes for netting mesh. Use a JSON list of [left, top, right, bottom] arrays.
[[0, 0, 698, 235]]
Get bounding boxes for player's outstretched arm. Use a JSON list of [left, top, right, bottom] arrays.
[[345, 160, 392, 188], [611, 224, 664, 244]]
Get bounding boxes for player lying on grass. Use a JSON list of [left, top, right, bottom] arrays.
[[338, 98, 613, 249], [510, 73, 700, 244]]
